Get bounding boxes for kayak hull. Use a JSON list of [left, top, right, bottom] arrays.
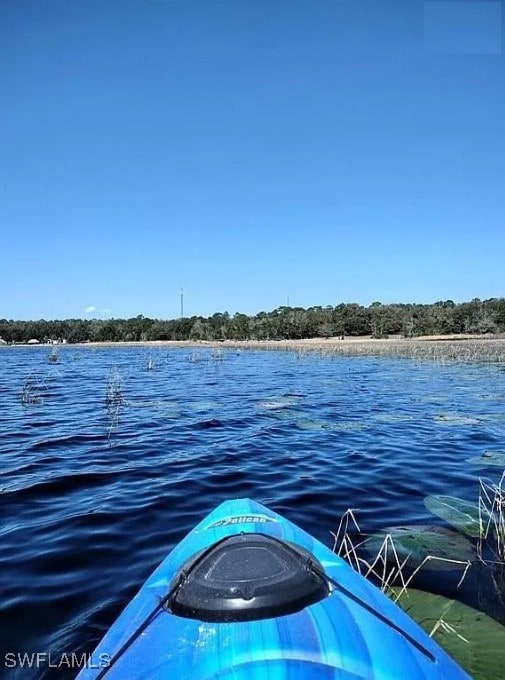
[[77, 499, 470, 679]]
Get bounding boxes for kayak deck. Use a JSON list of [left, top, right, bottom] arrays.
[[77, 499, 470, 680]]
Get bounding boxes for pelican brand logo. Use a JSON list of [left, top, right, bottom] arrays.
[[208, 515, 275, 528]]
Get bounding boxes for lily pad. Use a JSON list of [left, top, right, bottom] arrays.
[[419, 395, 448, 403], [393, 588, 505, 680], [295, 419, 369, 432], [187, 400, 220, 413], [373, 414, 414, 423], [362, 525, 475, 571], [259, 395, 301, 410], [468, 451, 505, 468], [268, 409, 298, 421], [333, 421, 370, 431], [424, 495, 483, 538], [295, 418, 334, 431], [434, 414, 481, 426], [130, 400, 181, 418]]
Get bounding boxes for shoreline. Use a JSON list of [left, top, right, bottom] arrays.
[[64, 334, 505, 362], [3, 334, 504, 361]]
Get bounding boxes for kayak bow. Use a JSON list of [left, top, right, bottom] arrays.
[[77, 499, 470, 679]]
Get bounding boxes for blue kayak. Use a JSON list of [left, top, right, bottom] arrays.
[[77, 499, 470, 679]]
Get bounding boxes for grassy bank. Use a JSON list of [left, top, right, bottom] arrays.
[[70, 335, 505, 363], [5, 334, 504, 362]]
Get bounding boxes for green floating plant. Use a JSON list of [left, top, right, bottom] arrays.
[[424, 495, 483, 538], [434, 413, 481, 426], [295, 418, 369, 432], [259, 395, 301, 410], [363, 525, 475, 571], [393, 588, 505, 680], [468, 451, 505, 468]]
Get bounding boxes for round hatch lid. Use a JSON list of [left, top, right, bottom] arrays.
[[169, 533, 329, 622]]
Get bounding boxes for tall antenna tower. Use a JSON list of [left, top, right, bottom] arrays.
[[180, 287, 184, 318]]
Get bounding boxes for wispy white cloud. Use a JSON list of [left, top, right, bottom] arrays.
[[84, 305, 96, 314]]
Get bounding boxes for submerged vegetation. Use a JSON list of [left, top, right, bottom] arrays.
[[334, 473, 505, 679], [1, 297, 505, 344]]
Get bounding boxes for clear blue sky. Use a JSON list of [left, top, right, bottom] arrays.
[[2, 0, 503, 321]]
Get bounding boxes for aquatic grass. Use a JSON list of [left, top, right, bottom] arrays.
[[478, 471, 505, 563], [332, 510, 475, 676], [105, 368, 127, 407], [104, 368, 128, 444], [48, 347, 59, 363], [333, 476, 505, 674], [420, 471, 505, 565], [211, 348, 225, 362], [19, 375, 48, 405], [361, 526, 476, 572], [428, 615, 469, 644], [320, 339, 505, 364], [332, 509, 471, 603], [61, 335, 505, 364], [213, 337, 505, 364]]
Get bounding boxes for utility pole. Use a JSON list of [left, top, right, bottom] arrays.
[[180, 288, 184, 319]]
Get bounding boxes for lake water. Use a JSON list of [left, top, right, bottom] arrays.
[[1, 346, 505, 679]]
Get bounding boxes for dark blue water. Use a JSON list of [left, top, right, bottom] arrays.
[[1, 346, 505, 678]]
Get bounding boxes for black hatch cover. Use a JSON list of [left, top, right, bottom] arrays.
[[168, 533, 329, 622]]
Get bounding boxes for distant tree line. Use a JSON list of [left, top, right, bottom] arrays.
[[1, 298, 504, 344]]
